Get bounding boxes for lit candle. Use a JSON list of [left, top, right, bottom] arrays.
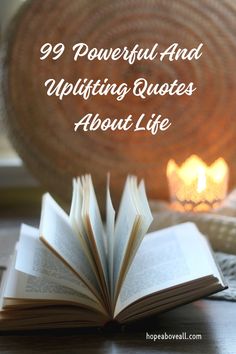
[[166, 155, 229, 212]]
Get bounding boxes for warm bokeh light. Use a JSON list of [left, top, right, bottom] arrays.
[[167, 155, 229, 212]]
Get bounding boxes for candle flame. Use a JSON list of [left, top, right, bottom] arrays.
[[196, 167, 206, 193]]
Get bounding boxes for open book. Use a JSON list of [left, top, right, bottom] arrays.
[[0, 175, 226, 330]]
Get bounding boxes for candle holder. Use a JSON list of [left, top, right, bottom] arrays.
[[149, 155, 235, 254], [167, 155, 229, 212]]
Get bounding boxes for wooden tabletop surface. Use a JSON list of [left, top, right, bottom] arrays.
[[0, 300, 235, 354], [0, 219, 235, 354]]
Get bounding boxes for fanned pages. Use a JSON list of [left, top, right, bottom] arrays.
[[106, 175, 115, 300], [0, 175, 226, 330]]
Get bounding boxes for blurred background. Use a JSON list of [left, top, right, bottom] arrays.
[[1, 0, 236, 216], [0, 0, 19, 159], [0, 0, 40, 216]]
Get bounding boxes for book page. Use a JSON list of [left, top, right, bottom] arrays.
[[83, 176, 109, 287], [113, 177, 153, 298], [39, 193, 101, 299], [105, 176, 115, 296], [113, 177, 138, 289], [135, 180, 153, 250], [117, 179, 153, 287], [15, 224, 98, 303], [2, 252, 101, 313], [115, 223, 219, 316], [69, 178, 82, 239], [69, 178, 91, 251]]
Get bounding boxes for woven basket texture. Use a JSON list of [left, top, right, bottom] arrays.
[[2, 0, 236, 205]]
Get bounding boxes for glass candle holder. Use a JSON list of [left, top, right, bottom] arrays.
[[167, 155, 229, 212]]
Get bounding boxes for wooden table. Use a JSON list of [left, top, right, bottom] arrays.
[[0, 219, 235, 354], [0, 300, 235, 354]]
